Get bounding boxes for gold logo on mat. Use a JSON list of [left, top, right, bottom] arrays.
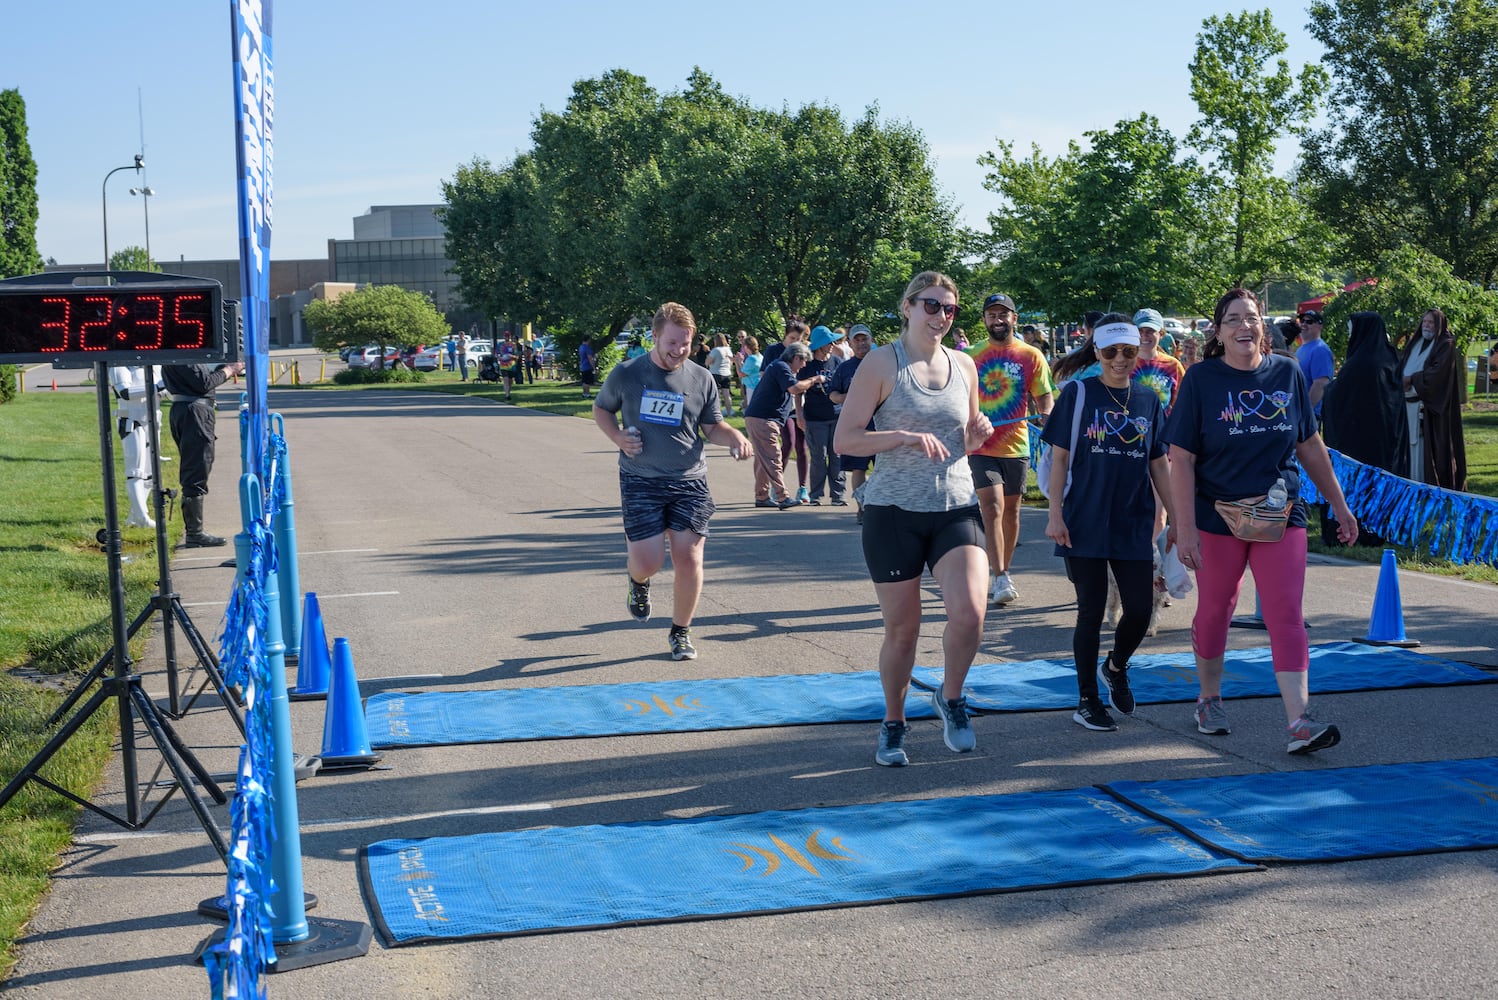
[[1454, 779, 1498, 805], [724, 829, 859, 878], [622, 693, 703, 717]]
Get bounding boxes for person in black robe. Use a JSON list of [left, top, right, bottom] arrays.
[[1319, 311, 1407, 546], [1399, 308, 1468, 491]]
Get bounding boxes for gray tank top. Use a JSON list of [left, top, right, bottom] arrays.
[[862, 339, 977, 512]]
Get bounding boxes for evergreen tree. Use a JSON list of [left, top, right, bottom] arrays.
[[0, 88, 43, 280]]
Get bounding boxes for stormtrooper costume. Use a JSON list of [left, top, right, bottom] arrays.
[[108, 365, 163, 529]]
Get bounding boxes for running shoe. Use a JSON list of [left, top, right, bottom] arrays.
[[1195, 695, 1231, 735], [993, 573, 1018, 606], [796, 486, 811, 505], [668, 627, 697, 661], [1287, 709, 1341, 755], [1073, 697, 1118, 732], [755, 498, 779, 508], [1098, 652, 1135, 715], [931, 687, 976, 753], [777, 497, 800, 510], [626, 576, 651, 622], [875, 721, 909, 767]]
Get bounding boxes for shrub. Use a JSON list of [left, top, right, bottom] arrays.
[[332, 365, 425, 385]]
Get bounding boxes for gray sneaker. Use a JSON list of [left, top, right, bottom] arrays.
[[931, 687, 976, 753], [1195, 695, 1231, 735], [1287, 709, 1341, 755], [875, 721, 909, 767]]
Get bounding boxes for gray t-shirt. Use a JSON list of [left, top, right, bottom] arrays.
[[596, 353, 722, 479]]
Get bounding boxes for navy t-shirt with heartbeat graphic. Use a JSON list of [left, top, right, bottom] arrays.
[[1041, 377, 1165, 560], [1164, 354, 1318, 536]]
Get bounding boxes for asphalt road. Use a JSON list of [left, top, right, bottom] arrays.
[[2, 383, 1496, 1000]]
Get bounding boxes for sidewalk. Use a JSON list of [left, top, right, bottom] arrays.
[[3, 386, 1495, 999]]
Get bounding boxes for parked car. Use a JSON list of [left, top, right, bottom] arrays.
[[413, 344, 449, 371], [345, 345, 385, 368], [1162, 318, 1188, 337], [464, 342, 493, 370]]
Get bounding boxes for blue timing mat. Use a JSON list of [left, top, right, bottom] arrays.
[[1103, 756, 1498, 863], [358, 787, 1257, 946], [365, 642, 1492, 748]]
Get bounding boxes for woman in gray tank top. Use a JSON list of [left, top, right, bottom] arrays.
[[834, 271, 994, 768]]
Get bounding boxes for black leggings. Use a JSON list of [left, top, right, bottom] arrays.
[[1065, 556, 1153, 700]]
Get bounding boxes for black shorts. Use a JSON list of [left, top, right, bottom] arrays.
[[968, 455, 1027, 496], [861, 504, 984, 583], [713, 374, 734, 393], [620, 472, 715, 543], [580, 369, 597, 386], [839, 453, 873, 473]]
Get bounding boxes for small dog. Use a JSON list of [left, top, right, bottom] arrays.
[[1105, 543, 1168, 637]]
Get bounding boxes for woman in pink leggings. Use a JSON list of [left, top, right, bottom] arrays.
[[1164, 288, 1358, 755]]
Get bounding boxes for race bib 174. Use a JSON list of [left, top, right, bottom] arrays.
[[639, 389, 685, 427]]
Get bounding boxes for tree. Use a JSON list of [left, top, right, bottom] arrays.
[[303, 284, 449, 366], [108, 246, 160, 273], [623, 72, 960, 335], [981, 115, 1211, 322], [1188, 9, 1332, 294], [439, 154, 550, 328], [0, 88, 42, 280], [1319, 244, 1498, 356], [1303, 0, 1498, 286]]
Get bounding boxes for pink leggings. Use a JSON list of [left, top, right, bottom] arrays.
[[1192, 527, 1309, 673]]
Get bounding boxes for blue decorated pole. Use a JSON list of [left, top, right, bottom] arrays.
[[242, 474, 310, 946], [270, 414, 302, 660]]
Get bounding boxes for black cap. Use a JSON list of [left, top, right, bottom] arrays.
[[1298, 310, 1323, 323], [982, 293, 1017, 313]]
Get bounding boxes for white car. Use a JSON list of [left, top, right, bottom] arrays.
[[413, 344, 451, 371], [345, 345, 385, 368], [1162, 318, 1188, 337]]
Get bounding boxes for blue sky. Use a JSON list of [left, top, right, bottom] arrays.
[[2, 1, 1325, 266]]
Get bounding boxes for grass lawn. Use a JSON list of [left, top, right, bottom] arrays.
[[0, 390, 168, 980]]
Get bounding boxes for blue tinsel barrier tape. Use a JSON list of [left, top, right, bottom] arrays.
[[1103, 756, 1498, 863], [1301, 449, 1498, 565], [365, 642, 1493, 749], [358, 787, 1256, 945]]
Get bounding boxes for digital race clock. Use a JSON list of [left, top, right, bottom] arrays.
[[0, 271, 235, 367]]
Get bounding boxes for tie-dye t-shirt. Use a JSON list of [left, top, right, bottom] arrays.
[[968, 338, 1054, 458], [1132, 353, 1186, 413]]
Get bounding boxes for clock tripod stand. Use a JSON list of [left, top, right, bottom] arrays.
[[0, 363, 228, 859], [46, 372, 246, 733]]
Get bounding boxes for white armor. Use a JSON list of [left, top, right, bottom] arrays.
[[109, 365, 161, 528]]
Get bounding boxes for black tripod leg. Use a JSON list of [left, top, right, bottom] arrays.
[[171, 599, 247, 736], [127, 683, 229, 862], [0, 686, 113, 815], [45, 602, 154, 728]]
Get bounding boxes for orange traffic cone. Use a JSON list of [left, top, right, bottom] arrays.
[[51, 378, 57, 391]]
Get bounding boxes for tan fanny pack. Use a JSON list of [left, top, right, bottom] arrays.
[[1213, 496, 1290, 543]]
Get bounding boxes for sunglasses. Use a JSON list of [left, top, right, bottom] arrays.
[[1098, 345, 1138, 360], [910, 297, 959, 318]]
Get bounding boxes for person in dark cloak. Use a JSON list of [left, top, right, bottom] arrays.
[[1398, 308, 1468, 491], [1320, 311, 1407, 546]]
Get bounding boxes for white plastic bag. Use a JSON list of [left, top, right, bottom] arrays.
[[1157, 527, 1193, 599]]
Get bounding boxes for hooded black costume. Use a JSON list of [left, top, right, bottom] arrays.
[[1319, 311, 1407, 546]]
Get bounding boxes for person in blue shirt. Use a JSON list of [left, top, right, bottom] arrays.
[[1042, 315, 1174, 732], [1294, 309, 1335, 418], [799, 326, 845, 504], [1165, 288, 1358, 756], [828, 324, 875, 521]]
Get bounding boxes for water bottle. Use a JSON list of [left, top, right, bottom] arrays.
[[1265, 477, 1288, 509]]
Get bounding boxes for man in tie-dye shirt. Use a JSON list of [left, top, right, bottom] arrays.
[[967, 292, 1055, 606]]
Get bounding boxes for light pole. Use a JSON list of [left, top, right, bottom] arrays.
[[129, 185, 155, 263], [101, 154, 144, 269]]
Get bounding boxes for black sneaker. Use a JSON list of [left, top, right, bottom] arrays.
[[626, 576, 651, 622], [669, 627, 697, 661], [1098, 652, 1135, 716], [1073, 698, 1118, 732], [755, 499, 778, 508]]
